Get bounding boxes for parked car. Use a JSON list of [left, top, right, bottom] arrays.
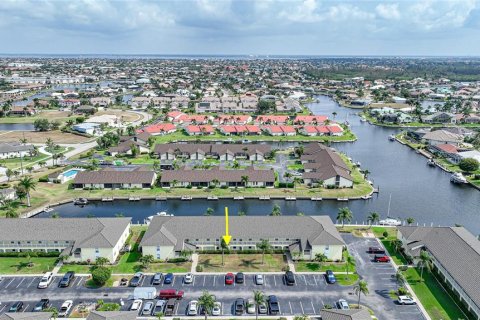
[[212, 301, 222, 316], [59, 271, 75, 287], [164, 273, 174, 284], [187, 300, 198, 316], [38, 272, 54, 289], [337, 299, 350, 310], [130, 272, 144, 287], [398, 296, 417, 305], [368, 247, 386, 254], [158, 289, 185, 300], [184, 273, 194, 284], [152, 273, 163, 285], [285, 271, 295, 285], [234, 298, 245, 315], [153, 300, 166, 316], [268, 295, 280, 315], [9, 301, 23, 313], [258, 302, 268, 314], [33, 298, 50, 311], [255, 274, 264, 285], [164, 299, 177, 316], [374, 254, 391, 263], [325, 270, 336, 284], [225, 272, 235, 285], [142, 301, 154, 315], [246, 299, 255, 314], [130, 299, 143, 311], [58, 300, 73, 317], [235, 272, 244, 284]]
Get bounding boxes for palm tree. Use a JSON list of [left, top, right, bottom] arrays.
[[367, 212, 380, 228], [211, 179, 220, 188], [253, 290, 266, 320], [406, 217, 415, 225], [256, 239, 272, 265], [392, 239, 403, 253], [198, 290, 216, 320], [362, 169, 370, 179], [18, 176, 36, 207], [283, 172, 292, 188], [220, 238, 229, 266], [394, 270, 405, 290], [336, 207, 353, 228], [241, 175, 249, 187], [6, 208, 18, 218], [270, 204, 281, 216], [293, 177, 302, 191], [417, 250, 432, 282], [353, 280, 369, 309], [6, 168, 13, 182], [314, 253, 327, 269], [204, 207, 214, 216], [345, 254, 356, 276]]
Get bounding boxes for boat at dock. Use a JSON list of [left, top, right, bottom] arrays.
[[285, 196, 296, 201], [379, 218, 402, 226], [146, 211, 174, 223], [73, 198, 88, 205], [128, 197, 140, 201], [388, 135, 395, 141], [311, 197, 322, 201], [360, 117, 367, 122], [450, 172, 468, 184], [207, 196, 219, 200], [259, 196, 270, 200], [337, 198, 349, 201], [234, 196, 245, 200], [101, 197, 114, 202], [181, 196, 192, 200], [43, 207, 54, 213], [361, 195, 372, 200], [427, 159, 436, 167], [155, 197, 167, 201]]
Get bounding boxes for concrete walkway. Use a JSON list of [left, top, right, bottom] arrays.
[[285, 251, 295, 272], [190, 253, 199, 273], [51, 260, 63, 275]]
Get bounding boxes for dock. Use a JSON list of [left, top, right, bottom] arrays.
[[311, 197, 323, 201], [181, 196, 192, 200], [259, 196, 270, 200], [128, 197, 140, 201], [207, 196, 218, 200], [101, 197, 114, 202], [234, 196, 245, 200], [337, 198, 349, 201], [155, 197, 167, 201], [285, 196, 296, 201]]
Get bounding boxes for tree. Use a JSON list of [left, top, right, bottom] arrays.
[[353, 280, 369, 308], [459, 158, 479, 173], [180, 249, 193, 261], [220, 238, 229, 266], [198, 290, 216, 320], [283, 172, 292, 187], [5, 168, 13, 182], [6, 208, 18, 218], [417, 250, 432, 282], [406, 217, 415, 225], [130, 144, 139, 158], [294, 146, 304, 158], [293, 177, 302, 191], [362, 169, 370, 179], [256, 239, 272, 265], [253, 290, 266, 320], [392, 239, 403, 253], [367, 212, 380, 228], [241, 175, 249, 187], [91, 266, 111, 286], [126, 126, 136, 136], [314, 253, 327, 269], [270, 204, 281, 216], [33, 118, 50, 131], [204, 207, 214, 216], [18, 176, 36, 207], [211, 179, 220, 188], [394, 270, 405, 290], [345, 254, 356, 276], [336, 207, 353, 227], [50, 212, 60, 218], [139, 254, 155, 269], [95, 257, 110, 266], [293, 315, 310, 320], [153, 160, 161, 172], [44, 306, 58, 319]]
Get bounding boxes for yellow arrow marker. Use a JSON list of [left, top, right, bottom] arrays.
[[222, 207, 232, 245]]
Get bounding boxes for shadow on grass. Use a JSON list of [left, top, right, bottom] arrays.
[[239, 258, 259, 270], [302, 263, 321, 272]]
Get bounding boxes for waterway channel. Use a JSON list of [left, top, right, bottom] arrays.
[[37, 96, 480, 233]]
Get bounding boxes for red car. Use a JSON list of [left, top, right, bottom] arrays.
[[374, 255, 391, 263], [225, 273, 235, 285]]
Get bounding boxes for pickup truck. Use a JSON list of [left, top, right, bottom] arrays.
[[268, 295, 280, 315], [164, 299, 177, 316]]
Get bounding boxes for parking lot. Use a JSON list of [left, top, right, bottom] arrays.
[[0, 235, 426, 319]]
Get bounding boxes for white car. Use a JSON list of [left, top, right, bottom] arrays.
[[255, 274, 264, 285], [184, 273, 194, 284], [130, 299, 143, 311], [398, 296, 416, 305], [38, 272, 54, 289], [337, 299, 350, 310], [246, 299, 256, 314], [58, 300, 73, 317], [188, 300, 198, 316], [212, 301, 222, 316]]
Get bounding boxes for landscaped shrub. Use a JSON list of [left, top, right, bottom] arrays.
[[196, 265, 203, 272], [186, 185, 192, 189], [38, 175, 49, 182], [91, 266, 111, 286], [0, 251, 60, 258], [323, 304, 333, 309], [167, 258, 188, 263], [382, 231, 389, 238]]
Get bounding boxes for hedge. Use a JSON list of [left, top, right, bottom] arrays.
[[0, 251, 60, 258]]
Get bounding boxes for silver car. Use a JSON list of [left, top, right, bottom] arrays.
[[255, 274, 264, 285], [142, 301, 154, 315], [337, 299, 350, 310]]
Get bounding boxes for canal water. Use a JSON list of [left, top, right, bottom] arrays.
[[0, 123, 35, 131], [37, 96, 480, 233]]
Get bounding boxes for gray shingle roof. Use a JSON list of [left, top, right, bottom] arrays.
[[398, 226, 480, 310], [74, 169, 155, 185], [0, 218, 131, 249], [0, 143, 34, 154], [0, 313, 53, 320], [87, 311, 138, 320], [154, 143, 271, 156], [141, 216, 345, 251], [160, 166, 275, 183], [319, 309, 371, 320]]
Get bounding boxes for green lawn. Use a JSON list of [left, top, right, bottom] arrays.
[[0, 257, 58, 274], [403, 268, 469, 320], [0, 152, 50, 170], [336, 273, 359, 286], [197, 253, 287, 272], [295, 261, 349, 272], [381, 239, 409, 265]]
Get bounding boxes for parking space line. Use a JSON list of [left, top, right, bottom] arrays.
[[0, 304, 6, 313], [77, 277, 84, 287], [213, 275, 216, 286], [313, 275, 318, 286], [172, 276, 176, 285], [273, 275, 277, 286], [140, 276, 146, 286], [23, 304, 29, 312], [192, 275, 196, 286], [310, 301, 315, 314], [16, 278, 25, 288], [28, 277, 37, 288], [300, 301, 305, 314], [264, 276, 267, 286], [5, 278, 15, 289], [288, 301, 292, 315], [203, 276, 206, 287]]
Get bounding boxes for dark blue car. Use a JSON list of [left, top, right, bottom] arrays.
[[164, 273, 174, 284], [325, 270, 336, 284]]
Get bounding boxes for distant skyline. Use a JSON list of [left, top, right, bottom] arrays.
[[1, 0, 479, 56]]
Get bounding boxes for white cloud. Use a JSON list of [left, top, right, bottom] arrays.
[[408, 0, 476, 30], [375, 3, 401, 20], [280, 0, 321, 23]]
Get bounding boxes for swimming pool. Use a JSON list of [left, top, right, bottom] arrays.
[[63, 169, 79, 178]]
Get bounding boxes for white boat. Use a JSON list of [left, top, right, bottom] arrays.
[[427, 159, 436, 167], [450, 172, 468, 184], [73, 198, 88, 205], [44, 207, 54, 213], [388, 135, 395, 141], [285, 196, 296, 201], [360, 118, 367, 122], [361, 195, 372, 200], [146, 211, 174, 223], [181, 196, 192, 200], [355, 161, 361, 167], [379, 218, 402, 226], [337, 198, 349, 201], [207, 196, 218, 200]]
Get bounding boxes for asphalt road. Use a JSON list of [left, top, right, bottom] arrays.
[[0, 235, 426, 319]]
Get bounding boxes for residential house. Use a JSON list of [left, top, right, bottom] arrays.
[[422, 112, 456, 124], [0, 313, 53, 320], [74, 105, 96, 115], [9, 106, 36, 116], [141, 216, 346, 261], [0, 143, 35, 159], [262, 125, 296, 136], [255, 115, 289, 125], [136, 123, 176, 135], [130, 96, 151, 109], [185, 125, 215, 136], [90, 97, 112, 107], [0, 218, 131, 263], [72, 123, 101, 135], [398, 226, 480, 319], [293, 115, 328, 125], [86, 311, 138, 320], [218, 125, 261, 135], [422, 130, 464, 146], [60, 99, 81, 108], [72, 167, 156, 189]]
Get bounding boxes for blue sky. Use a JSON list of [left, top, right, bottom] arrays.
[[0, 0, 479, 55]]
